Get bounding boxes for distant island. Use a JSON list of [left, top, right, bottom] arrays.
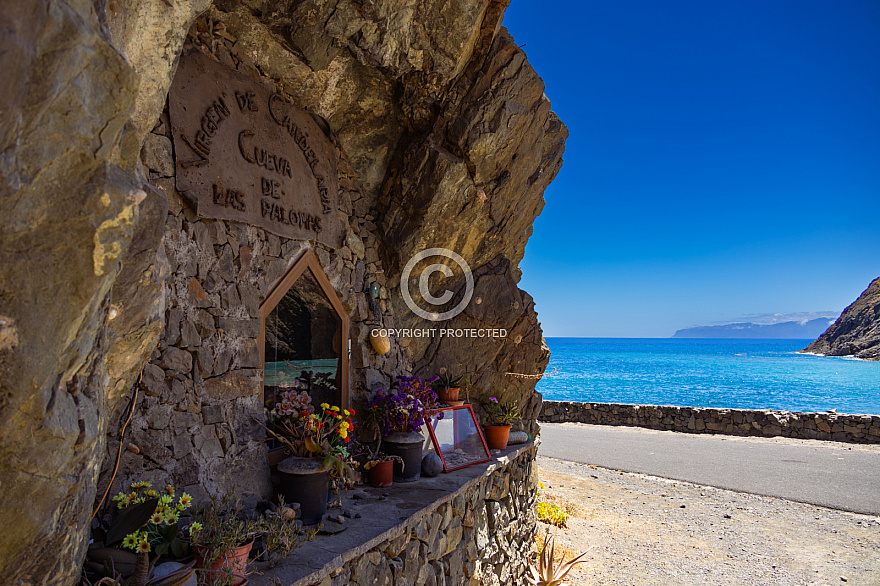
[[673, 317, 836, 339]]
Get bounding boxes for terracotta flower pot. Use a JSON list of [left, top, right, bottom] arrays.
[[436, 387, 460, 402], [483, 424, 512, 450], [193, 539, 253, 586], [368, 459, 394, 488]]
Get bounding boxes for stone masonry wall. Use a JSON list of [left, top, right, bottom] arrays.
[[297, 443, 539, 586], [540, 401, 880, 444], [96, 15, 413, 506]]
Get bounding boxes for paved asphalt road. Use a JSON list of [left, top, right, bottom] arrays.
[[538, 422, 880, 516]]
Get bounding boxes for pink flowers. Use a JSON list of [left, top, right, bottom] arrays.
[[276, 389, 313, 416]]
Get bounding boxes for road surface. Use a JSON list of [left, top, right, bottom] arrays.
[[538, 422, 880, 515]]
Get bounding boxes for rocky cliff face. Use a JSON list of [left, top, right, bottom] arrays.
[[0, 1, 564, 583], [802, 277, 880, 361]]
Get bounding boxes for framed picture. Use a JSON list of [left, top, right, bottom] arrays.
[[424, 405, 492, 472]]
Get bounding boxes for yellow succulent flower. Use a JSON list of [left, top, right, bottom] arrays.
[[149, 512, 165, 525], [122, 533, 138, 549], [165, 484, 175, 496], [159, 495, 173, 505], [189, 522, 203, 536], [164, 511, 179, 524], [137, 538, 150, 553], [146, 489, 158, 498], [178, 493, 193, 508]]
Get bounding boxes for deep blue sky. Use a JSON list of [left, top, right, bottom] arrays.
[[504, 0, 880, 338]]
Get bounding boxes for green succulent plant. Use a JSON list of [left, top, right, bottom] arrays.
[[435, 372, 466, 388], [527, 529, 591, 586]]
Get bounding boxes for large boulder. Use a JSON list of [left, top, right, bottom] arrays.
[[105, 0, 213, 137], [0, 2, 144, 583]]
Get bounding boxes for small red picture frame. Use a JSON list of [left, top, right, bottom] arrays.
[[424, 405, 492, 472]]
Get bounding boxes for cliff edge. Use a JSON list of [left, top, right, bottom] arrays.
[[802, 277, 880, 360]]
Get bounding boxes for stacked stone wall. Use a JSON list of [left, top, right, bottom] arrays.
[[540, 401, 880, 444], [97, 17, 412, 505], [294, 443, 539, 586]]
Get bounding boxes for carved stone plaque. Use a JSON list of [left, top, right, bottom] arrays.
[[169, 50, 343, 247]]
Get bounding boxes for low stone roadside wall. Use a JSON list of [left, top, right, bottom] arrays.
[[268, 441, 539, 586], [540, 401, 880, 444]]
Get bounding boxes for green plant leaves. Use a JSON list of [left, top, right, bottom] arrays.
[[106, 498, 159, 545]]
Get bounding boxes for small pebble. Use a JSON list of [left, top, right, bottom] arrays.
[[382, 492, 390, 497], [352, 491, 369, 499], [680, 504, 686, 508], [354, 512, 362, 519], [343, 509, 353, 518], [840, 577, 848, 582]]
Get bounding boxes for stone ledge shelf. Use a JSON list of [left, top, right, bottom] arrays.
[[260, 440, 539, 585]]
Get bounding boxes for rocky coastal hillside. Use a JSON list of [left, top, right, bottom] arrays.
[[802, 277, 880, 360]]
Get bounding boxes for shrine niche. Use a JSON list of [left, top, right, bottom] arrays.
[[260, 251, 349, 462], [168, 50, 345, 248]]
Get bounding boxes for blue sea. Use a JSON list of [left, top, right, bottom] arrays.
[[536, 338, 880, 415]]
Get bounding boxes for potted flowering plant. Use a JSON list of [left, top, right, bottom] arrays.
[[188, 491, 313, 585], [363, 376, 441, 482], [482, 397, 521, 450], [188, 493, 256, 586], [84, 481, 196, 585], [256, 400, 356, 525], [362, 441, 405, 488], [112, 482, 193, 558]]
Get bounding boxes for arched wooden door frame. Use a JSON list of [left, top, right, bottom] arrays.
[[259, 249, 350, 409]]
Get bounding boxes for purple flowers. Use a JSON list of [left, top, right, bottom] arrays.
[[483, 397, 520, 425], [364, 376, 442, 435]]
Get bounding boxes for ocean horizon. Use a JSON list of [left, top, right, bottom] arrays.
[[536, 337, 880, 416]]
